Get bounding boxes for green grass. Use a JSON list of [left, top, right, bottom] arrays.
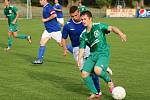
[[0, 18, 150, 100]]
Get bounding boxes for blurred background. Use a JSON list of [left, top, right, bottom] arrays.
[[0, 0, 150, 18]]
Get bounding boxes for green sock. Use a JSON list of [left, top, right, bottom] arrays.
[[8, 37, 13, 48], [100, 70, 111, 83], [16, 34, 27, 39], [83, 75, 98, 94]]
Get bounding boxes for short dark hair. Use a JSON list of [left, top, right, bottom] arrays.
[[69, 6, 79, 14], [80, 10, 92, 18]]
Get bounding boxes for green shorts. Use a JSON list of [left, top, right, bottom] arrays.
[[82, 50, 110, 73], [9, 24, 18, 32]]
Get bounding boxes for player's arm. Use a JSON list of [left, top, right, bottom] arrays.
[[78, 48, 84, 67], [61, 38, 68, 56], [61, 24, 69, 56], [78, 33, 86, 67], [3, 9, 8, 20], [55, 8, 62, 12], [54, 5, 62, 12], [108, 25, 127, 42], [4, 15, 8, 20], [12, 6, 19, 24], [12, 12, 19, 24], [42, 11, 57, 22], [54, 7, 62, 12]]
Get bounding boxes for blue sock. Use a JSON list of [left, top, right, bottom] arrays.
[[66, 44, 73, 54], [91, 73, 100, 93], [37, 46, 46, 60]]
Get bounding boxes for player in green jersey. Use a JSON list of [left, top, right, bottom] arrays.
[[3, 0, 32, 51], [78, 10, 127, 100]]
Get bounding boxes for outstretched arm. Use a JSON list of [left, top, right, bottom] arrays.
[[108, 26, 127, 42]]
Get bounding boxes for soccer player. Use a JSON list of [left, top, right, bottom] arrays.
[[33, 0, 61, 64], [53, 0, 64, 26], [78, 10, 127, 99], [65, 1, 87, 54], [62, 6, 103, 97], [3, 0, 32, 51]]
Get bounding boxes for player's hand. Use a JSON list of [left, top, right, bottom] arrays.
[[120, 34, 127, 42], [42, 18, 48, 22], [77, 60, 82, 68], [63, 49, 67, 56], [12, 20, 16, 24]]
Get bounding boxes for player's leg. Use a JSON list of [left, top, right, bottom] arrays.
[[51, 31, 62, 46], [33, 30, 50, 64], [5, 31, 13, 51], [11, 24, 32, 43], [91, 73, 101, 94], [82, 71, 100, 100], [81, 57, 101, 99], [95, 66, 114, 93], [83, 46, 102, 94], [5, 25, 15, 51], [13, 32, 32, 44], [94, 53, 115, 93], [66, 44, 73, 54]]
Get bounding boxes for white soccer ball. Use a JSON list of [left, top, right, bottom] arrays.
[[112, 86, 126, 100]]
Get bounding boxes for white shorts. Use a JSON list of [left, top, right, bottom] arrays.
[[57, 18, 64, 25], [41, 30, 62, 43], [73, 46, 90, 70]]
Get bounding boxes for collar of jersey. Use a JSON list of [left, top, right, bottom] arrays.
[[71, 19, 82, 24], [44, 3, 49, 7]]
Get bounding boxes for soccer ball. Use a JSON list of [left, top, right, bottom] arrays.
[[112, 86, 126, 100]]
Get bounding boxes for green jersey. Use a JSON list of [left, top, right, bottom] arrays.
[[79, 23, 109, 52], [78, 5, 87, 13], [4, 5, 18, 25]]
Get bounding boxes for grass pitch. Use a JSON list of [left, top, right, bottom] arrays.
[[0, 18, 150, 100]]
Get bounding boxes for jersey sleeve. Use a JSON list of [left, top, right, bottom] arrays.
[[48, 6, 56, 15], [79, 32, 86, 49], [54, 5, 62, 11], [99, 23, 110, 34], [62, 24, 69, 39], [53, 4, 57, 9], [57, 5, 62, 9], [13, 6, 18, 13], [99, 23, 109, 31]]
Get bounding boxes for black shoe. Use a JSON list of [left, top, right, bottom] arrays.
[[32, 59, 43, 64]]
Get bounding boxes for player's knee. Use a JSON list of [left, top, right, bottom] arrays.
[[40, 38, 49, 46], [81, 71, 90, 78], [40, 40, 46, 46], [13, 34, 17, 38], [94, 67, 102, 76]]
